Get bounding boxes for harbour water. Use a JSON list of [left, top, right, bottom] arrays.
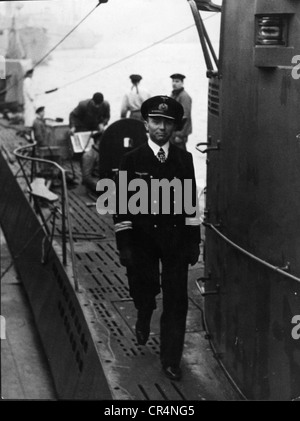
[[1, 0, 222, 186], [32, 39, 214, 188]]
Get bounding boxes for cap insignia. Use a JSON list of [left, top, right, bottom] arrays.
[[158, 103, 168, 111]]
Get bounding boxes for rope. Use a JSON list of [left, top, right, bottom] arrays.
[[33, 2, 103, 69], [0, 1, 105, 97], [44, 13, 219, 93], [206, 223, 300, 284]]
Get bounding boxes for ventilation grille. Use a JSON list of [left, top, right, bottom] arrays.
[[208, 80, 220, 116]]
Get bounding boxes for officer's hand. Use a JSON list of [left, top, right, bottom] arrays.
[[69, 127, 76, 135], [119, 247, 133, 267], [187, 244, 200, 266]]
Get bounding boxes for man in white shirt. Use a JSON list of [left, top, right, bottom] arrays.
[[120, 74, 151, 121], [23, 69, 36, 127]]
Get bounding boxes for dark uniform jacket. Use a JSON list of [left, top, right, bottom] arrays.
[[32, 116, 50, 146], [171, 88, 192, 139], [69, 99, 110, 132], [113, 141, 200, 368], [114, 142, 200, 254]]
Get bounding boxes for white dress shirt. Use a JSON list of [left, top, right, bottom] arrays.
[[148, 137, 170, 159]]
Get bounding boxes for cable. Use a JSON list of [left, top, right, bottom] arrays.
[[32, 2, 103, 69], [44, 12, 219, 94], [0, 1, 105, 97], [49, 24, 195, 90], [1, 9, 218, 98], [206, 223, 300, 284]]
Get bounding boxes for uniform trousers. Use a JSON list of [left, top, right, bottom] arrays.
[[126, 223, 188, 367]]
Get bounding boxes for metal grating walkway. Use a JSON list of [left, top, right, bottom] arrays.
[[0, 121, 239, 400], [47, 178, 239, 401]]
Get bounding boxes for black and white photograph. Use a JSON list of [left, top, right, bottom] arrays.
[[0, 0, 300, 404]]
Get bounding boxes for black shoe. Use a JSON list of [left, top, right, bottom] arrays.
[[162, 365, 182, 381], [135, 320, 150, 345]]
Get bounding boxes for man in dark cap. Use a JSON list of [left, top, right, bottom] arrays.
[[113, 95, 201, 381], [170, 73, 192, 151], [32, 106, 49, 146], [32, 106, 61, 183], [120, 74, 151, 121], [69, 92, 110, 134]]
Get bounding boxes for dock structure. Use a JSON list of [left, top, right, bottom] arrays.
[[0, 121, 240, 401]]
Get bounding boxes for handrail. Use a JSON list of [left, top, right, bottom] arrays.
[[13, 142, 79, 292], [205, 222, 300, 284], [188, 0, 219, 76], [189, 0, 214, 72]]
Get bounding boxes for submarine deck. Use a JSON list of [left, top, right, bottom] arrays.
[[0, 122, 240, 401]]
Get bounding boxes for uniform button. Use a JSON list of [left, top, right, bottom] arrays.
[[154, 200, 157, 204], [153, 212, 157, 215], [174, 224, 177, 227], [154, 225, 157, 228]]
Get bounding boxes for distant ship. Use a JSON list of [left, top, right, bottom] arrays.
[[48, 24, 100, 51], [0, 12, 99, 66], [0, 14, 50, 65]]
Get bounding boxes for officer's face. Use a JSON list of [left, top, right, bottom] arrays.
[[145, 116, 176, 146], [172, 78, 184, 90]]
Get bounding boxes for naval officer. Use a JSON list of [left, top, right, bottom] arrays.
[[114, 95, 201, 381], [170, 73, 192, 151]]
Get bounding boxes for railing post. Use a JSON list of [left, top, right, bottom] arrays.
[[61, 170, 67, 266], [13, 142, 80, 292]]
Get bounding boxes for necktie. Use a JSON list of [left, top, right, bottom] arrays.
[[157, 148, 166, 163]]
